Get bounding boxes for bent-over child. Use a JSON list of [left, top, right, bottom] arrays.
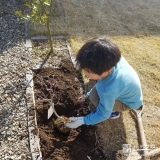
[[65, 37, 143, 128]]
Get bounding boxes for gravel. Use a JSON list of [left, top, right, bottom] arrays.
[[0, 1, 31, 159], [0, 1, 73, 160]]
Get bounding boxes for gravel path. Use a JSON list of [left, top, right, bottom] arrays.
[[0, 1, 31, 159]]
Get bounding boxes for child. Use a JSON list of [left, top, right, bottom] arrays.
[[65, 37, 143, 128]]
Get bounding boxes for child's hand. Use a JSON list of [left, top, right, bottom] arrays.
[[65, 117, 84, 128]]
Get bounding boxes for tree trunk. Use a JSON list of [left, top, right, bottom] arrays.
[[47, 21, 54, 53], [47, 0, 54, 53]]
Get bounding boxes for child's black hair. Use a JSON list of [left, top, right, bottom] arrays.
[[76, 37, 121, 75]]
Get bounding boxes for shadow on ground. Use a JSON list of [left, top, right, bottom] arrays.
[[85, 80, 128, 159]]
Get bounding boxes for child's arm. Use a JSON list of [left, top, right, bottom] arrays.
[[65, 92, 115, 128]]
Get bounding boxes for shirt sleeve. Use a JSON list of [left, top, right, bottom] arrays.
[[83, 92, 116, 125]]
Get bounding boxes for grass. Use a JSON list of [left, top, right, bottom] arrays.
[[69, 36, 160, 107]]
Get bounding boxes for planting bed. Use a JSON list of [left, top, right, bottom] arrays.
[[32, 58, 106, 160]]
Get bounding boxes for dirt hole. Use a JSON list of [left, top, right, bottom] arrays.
[[33, 58, 106, 160]]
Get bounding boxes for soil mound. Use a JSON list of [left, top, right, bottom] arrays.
[[33, 58, 106, 160]]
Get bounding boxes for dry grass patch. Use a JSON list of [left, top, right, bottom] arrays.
[[110, 36, 160, 107], [69, 36, 91, 55]]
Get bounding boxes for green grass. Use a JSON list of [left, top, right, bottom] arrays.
[[69, 36, 160, 106]]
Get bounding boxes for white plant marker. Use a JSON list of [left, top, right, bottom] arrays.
[[48, 102, 62, 119]]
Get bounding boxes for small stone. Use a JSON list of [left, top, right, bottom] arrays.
[[10, 155, 15, 159], [1, 131, 6, 134], [21, 154, 25, 159]]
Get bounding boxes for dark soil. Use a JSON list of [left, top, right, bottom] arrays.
[[33, 58, 106, 160]]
